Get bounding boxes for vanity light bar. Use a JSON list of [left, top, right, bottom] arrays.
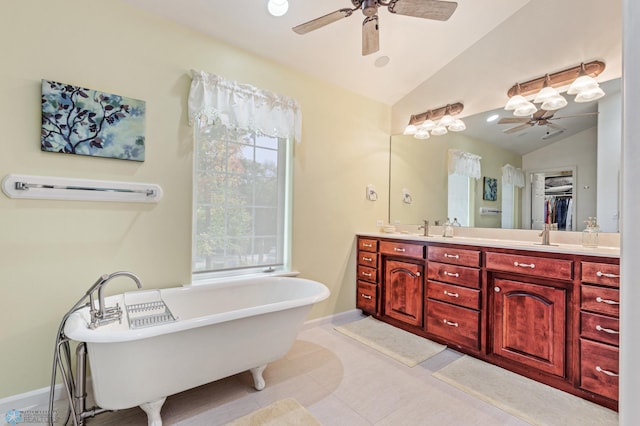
[[506, 60, 605, 98], [408, 102, 464, 126]]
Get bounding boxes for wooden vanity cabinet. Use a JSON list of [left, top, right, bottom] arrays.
[[380, 241, 425, 327], [487, 251, 571, 378], [426, 245, 482, 351], [356, 238, 379, 315], [579, 261, 620, 402]]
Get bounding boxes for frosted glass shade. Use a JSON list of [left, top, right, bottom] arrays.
[[575, 86, 605, 102], [431, 125, 448, 136], [419, 119, 436, 130], [568, 75, 599, 95], [448, 119, 466, 132], [414, 129, 430, 139], [438, 114, 455, 127], [513, 102, 537, 117], [403, 124, 417, 135], [504, 94, 529, 111], [267, 0, 289, 16], [534, 86, 560, 104], [541, 95, 568, 110]]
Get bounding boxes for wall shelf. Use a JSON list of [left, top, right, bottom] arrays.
[[1, 174, 163, 203]]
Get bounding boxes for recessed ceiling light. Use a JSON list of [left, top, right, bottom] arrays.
[[486, 114, 500, 122], [267, 0, 288, 17], [374, 56, 390, 68]]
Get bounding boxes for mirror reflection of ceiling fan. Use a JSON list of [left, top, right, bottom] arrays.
[[498, 109, 599, 135], [292, 0, 458, 56]]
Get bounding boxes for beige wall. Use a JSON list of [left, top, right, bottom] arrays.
[[0, 0, 390, 398], [390, 133, 522, 227]]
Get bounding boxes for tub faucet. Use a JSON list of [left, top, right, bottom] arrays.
[[89, 271, 143, 329], [418, 220, 430, 237], [539, 224, 551, 246]]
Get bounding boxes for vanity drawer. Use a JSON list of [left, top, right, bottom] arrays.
[[486, 252, 573, 281], [580, 339, 619, 401], [356, 281, 377, 314], [357, 265, 377, 284], [427, 262, 480, 289], [581, 285, 620, 317], [380, 240, 425, 260], [581, 312, 619, 346], [581, 262, 620, 288], [358, 251, 378, 268], [426, 300, 480, 350], [427, 246, 480, 267], [427, 280, 480, 310], [358, 238, 378, 253]]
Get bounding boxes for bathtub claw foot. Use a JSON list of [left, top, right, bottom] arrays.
[[140, 397, 166, 426], [250, 365, 267, 390]]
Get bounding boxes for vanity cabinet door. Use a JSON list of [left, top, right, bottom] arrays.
[[492, 278, 566, 377], [384, 260, 424, 327]]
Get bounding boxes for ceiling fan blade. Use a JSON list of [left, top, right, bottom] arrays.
[[362, 15, 379, 56], [549, 112, 600, 120], [498, 117, 530, 124], [292, 8, 355, 35], [388, 0, 458, 21], [533, 109, 553, 120], [503, 123, 534, 134]]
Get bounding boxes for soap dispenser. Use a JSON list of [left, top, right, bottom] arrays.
[[452, 218, 461, 227], [582, 217, 599, 248], [443, 218, 454, 238]]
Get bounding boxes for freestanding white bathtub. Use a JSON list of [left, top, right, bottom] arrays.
[[63, 276, 330, 426]]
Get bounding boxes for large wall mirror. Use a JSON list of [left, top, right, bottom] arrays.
[[389, 78, 621, 233]]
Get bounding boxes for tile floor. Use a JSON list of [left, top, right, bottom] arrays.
[[47, 313, 530, 425]]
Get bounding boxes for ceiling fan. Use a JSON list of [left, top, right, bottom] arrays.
[[497, 109, 598, 134], [292, 0, 458, 56]]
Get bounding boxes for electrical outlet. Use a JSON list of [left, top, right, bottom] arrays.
[[376, 219, 384, 226]]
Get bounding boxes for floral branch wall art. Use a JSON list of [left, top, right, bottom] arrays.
[[41, 80, 146, 161]]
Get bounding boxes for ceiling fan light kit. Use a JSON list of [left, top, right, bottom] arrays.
[[403, 102, 465, 140], [504, 61, 606, 115], [292, 0, 458, 56], [267, 0, 289, 17]]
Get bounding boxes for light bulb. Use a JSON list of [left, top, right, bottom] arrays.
[[419, 119, 436, 130], [267, 0, 289, 17], [438, 114, 455, 127], [430, 125, 448, 136], [414, 129, 431, 139]]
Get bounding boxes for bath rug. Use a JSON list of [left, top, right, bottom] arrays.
[[433, 355, 618, 426], [334, 316, 446, 367], [226, 398, 321, 426]]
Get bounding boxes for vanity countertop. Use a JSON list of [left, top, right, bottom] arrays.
[[357, 231, 620, 258]]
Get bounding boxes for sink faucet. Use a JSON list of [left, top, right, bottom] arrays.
[[539, 224, 551, 245], [418, 220, 430, 237], [89, 271, 143, 329]]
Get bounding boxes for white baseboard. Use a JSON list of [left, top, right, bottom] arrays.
[[2, 311, 361, 413], [0, 383, 65, 414]]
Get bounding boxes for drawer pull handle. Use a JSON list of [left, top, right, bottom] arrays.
[[362, 256, 373, 262], [416, 272, 421, 277], [596, 296, 620, 306], [443, 290, 459, 298], [595, 366, 619, 377], [443, 319, 459, 327], [362, 243, 373, 248], [596, 271, 620, 279], [514, 262, 535, 269], [444, 271, 460, 278], [361, 272, 372, 278], [595, 325, 619, 335], [444, 253, 459, 259], [394, 247, 406, 252], [361, 294, 372, 300]]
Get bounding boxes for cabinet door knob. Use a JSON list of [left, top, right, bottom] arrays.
[[416, 272, 421, 277], [494, 286, 501, 292]]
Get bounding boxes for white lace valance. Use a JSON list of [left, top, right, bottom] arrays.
[[502, 164, 525, 188], [188, 70, 302, 143], [448, 149, 482, 179]]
